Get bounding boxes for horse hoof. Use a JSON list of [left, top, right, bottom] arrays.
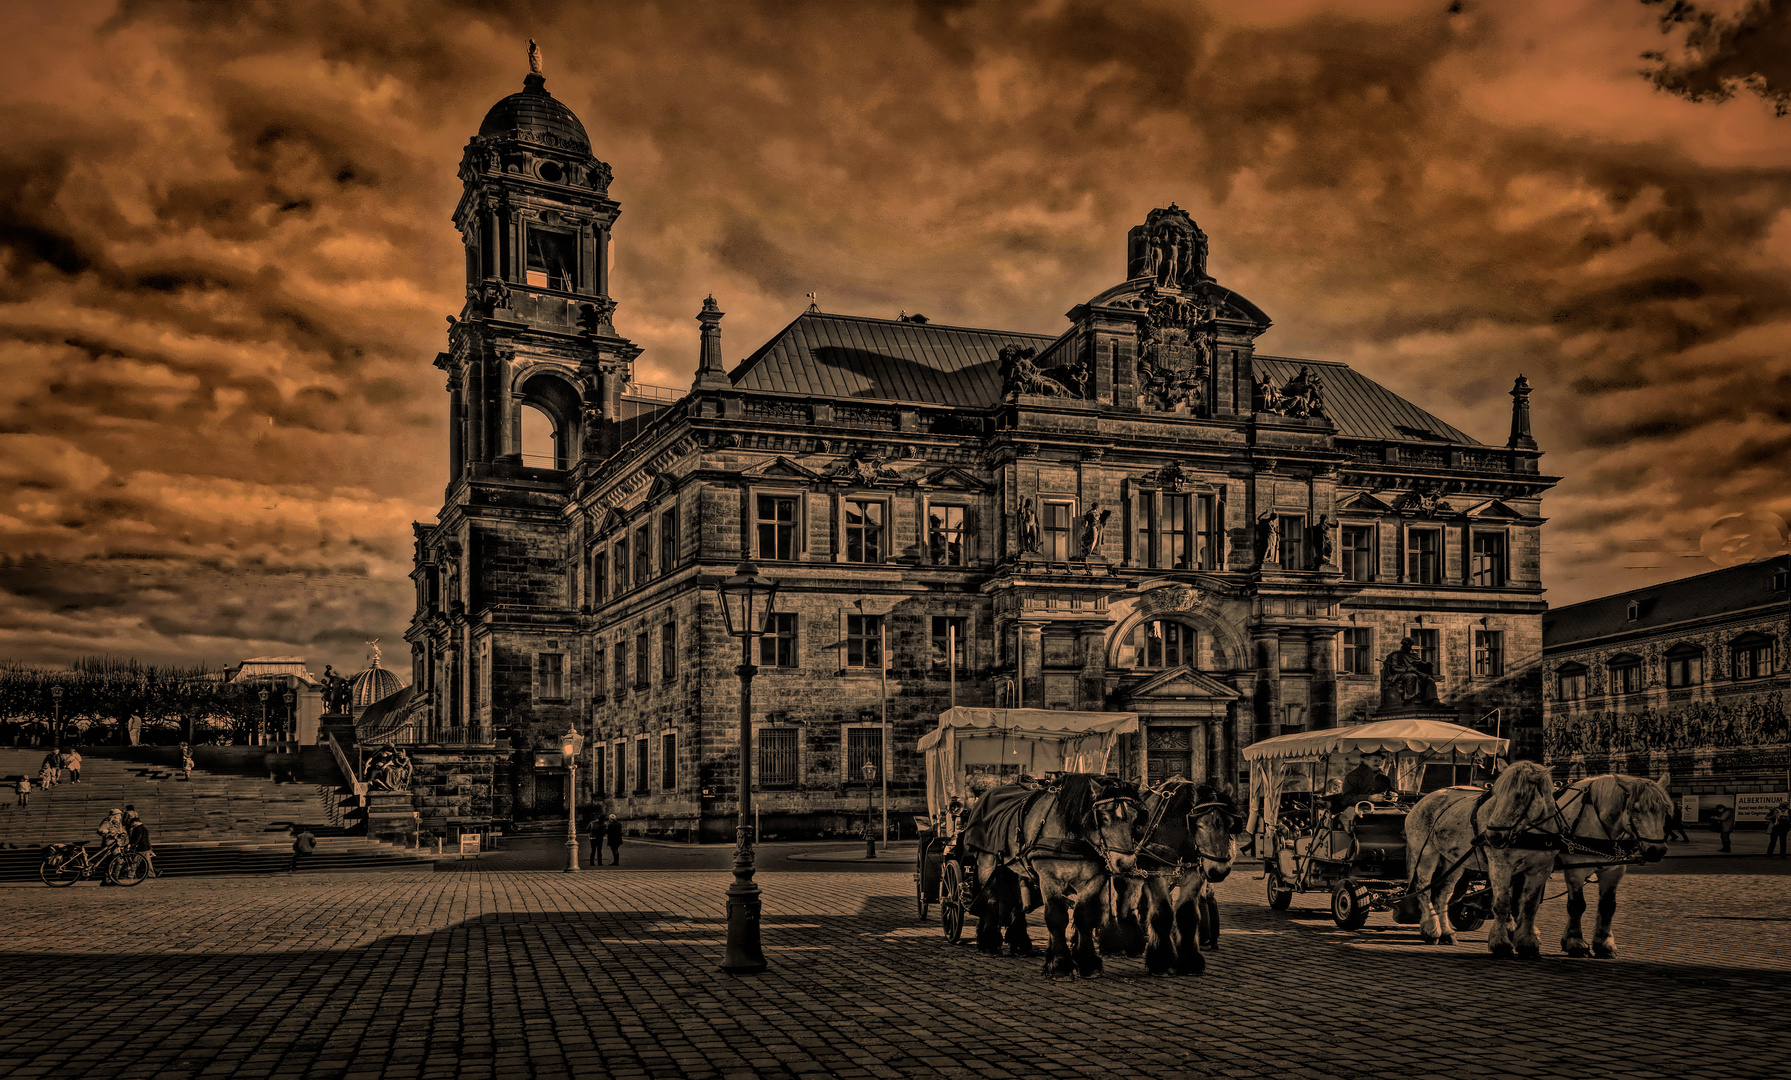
[[1008, 944, 1035, 958], [1489, 941, 1513, 958], [1200, 939, 1218, 952], [1438, 934, 1456, 947], [1516, 943, 1541, 960], [1593, 944, 1616, 959], [1562, 944, 1590, 958]]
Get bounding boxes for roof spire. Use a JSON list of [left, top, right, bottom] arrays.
[[692, 295, 730, 390], [1507, 374, 1537, 450]]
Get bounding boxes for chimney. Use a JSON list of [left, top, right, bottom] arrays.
[[1507, 374, 1537, 450], [692, 295, 729, 390]]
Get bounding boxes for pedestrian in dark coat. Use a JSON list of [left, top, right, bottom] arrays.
[[289, 828, 316, 872], [1766, 801, 1790, 858], [604, 814, 623, 866], [1715, 804, 1736, 852], [587, 814, 605, 867]]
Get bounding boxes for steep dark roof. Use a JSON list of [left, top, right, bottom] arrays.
[[728, 312, 1056, 404], [1544, 555, 1791, 647], [1255, 356, 1481, 445]]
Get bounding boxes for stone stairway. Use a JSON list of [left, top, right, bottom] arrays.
[[0, 748, 431, 880]]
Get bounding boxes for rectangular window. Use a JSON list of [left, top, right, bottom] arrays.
[[591, 743, 606, 800], [1409, 628, 1440, 670], [759, 613, 798, 668], [1164, 495, 1191, 569], [659, 508, 678, 573], [928, 504, 967, 566], [594, 647, 606, 698], [614, 539, 630, 592], [1472, 532, 1508, 588], [1043, 501, 1074, 561], [1474, 631, 1504, 677], [662, 619, 678, 681], [846, 614, 883, 669], [1341, 627, 1373, 675], [844, 499, 885, 563], [1666, 651, 1703, 688], [635, 524, 652, 584], [1733, 640, 1773, 680], [613, 649, 626, 700], [845, 726, 884, 783], [759, 728, 798, 788], [660, 732, 676, 791], [613, 740, 626, 798], [1141, 621, 1195, 669], [635, 632, 650, 689], [931, 616, 968, 673], [1408, 529, 1441, 584], [524, 227, 575, 290], [634, 738, 649, 795], [1342, 526, 1374, 582], [1194, 494, 1219, 570], [1277, 514, 1305, 570], [1558, 669, 1585, 701], [756, 495, 798, 561], [1134, 495, 1154, 566], [592, 549, 607, 601], [538, 653, 564, 700], [1613, 662, 1643, 694]]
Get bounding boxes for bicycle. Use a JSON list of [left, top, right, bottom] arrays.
[[39, 842, 151, 887]]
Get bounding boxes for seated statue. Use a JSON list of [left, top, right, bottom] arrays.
[[1380, 637, 1441, 709]]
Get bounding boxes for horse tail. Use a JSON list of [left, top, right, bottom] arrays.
[[1055, 773, 1097, 833]]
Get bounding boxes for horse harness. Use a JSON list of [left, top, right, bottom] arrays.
[[1130, 784, 1235, 879], [1478, 781, 1665, 867]]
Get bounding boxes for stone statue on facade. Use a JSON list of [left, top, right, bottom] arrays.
[[1258, 365, 1326, 419], [1255, 512, 1281, 565], [1130, 205, 1211, 292], [1311, 513, 1335, 568], [321, 666, 350, 715], [1019, 500, 1041, 555], [999, 344, 1074, 399], [1079, 504, 1111, 559], [1381, 637, 1442, 709]]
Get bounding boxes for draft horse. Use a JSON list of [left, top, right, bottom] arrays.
[[1133, 780, 1239, 976], [962, 774, 1144, 978], [1403, 760, 1558, 951]]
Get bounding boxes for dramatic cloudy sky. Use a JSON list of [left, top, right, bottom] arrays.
[[1, 0, 1788, 671]]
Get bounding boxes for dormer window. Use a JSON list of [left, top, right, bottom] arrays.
[[1774, 570, 1788, 592], [525, 227, 575, 290], [1626, 600, 1640, 622]]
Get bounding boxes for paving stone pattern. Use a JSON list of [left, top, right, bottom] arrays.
[[0, 866, 1782, 1080]]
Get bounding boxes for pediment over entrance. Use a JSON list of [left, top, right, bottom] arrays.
[[739, 456, 825, 482], [1123, 665, 1241, 702]]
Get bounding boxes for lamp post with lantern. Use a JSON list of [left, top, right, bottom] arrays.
[[258, 689, 270, 748], [561, 725, 585, 872], [862, 761, 878, 859], [50, 685, 63, 747], [715, 560, 778, 974], [284, 690, 297, 746]]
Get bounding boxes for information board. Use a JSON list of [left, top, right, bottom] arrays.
[[459, 833, 482, 857], [1682, 794, 1699, 823], [1735, 793, 1787, 823]]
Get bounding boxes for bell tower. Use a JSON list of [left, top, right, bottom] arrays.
[[438, 44, 641, 480]]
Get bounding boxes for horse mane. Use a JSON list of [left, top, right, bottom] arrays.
[[1621, 775, 1675, 818], [1054, 773, 1099, 832], [1484, 759, 1554, 826]]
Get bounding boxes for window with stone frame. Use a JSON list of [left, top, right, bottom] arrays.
[[591, 743, 606, 801], [612, 648, 626, 701], [759, 728, 799, 788], [1122, 620, 1196, 669], [660, 731, 676, 791], [591, 548, 607, 601], [660, 507, 678, 572], [845, 724, 884, 783], [594, 647, 606, 699], [1164, 495, 1193, 569], [1342, 525, 1375, 582], [846, 614, 883, 669], [931, 615, 968, 673], [1193, 494, 1219, 570], [614, 537, 629, 593], [613, 740, 627, 798], [756, 494, 799, 561], [634, 736, 649, 795], [1341, 626, 1373, 675], [1407, 528, 1442, 584], [662, 618, 678, 681], [1471, 531, 1508, 588], [1408, 628, 1440, 670], [524, 226, 575, 290], [759, 613, 798, 668], [1132, 494, 1155, 566], [1557, 663, 1587, 701], [634, 523, 652, 584], [928, 503, 967, 566], [537, 653, 565, 701], [1665, 643, 1704, 688], [1609, 654, 1644, 694], [1277, 514, 1305, 569], [1731, 633, 1774, 680], [635, 631, 650, 689], [1042, 500, 1075, 562], [1473, 630, 1504, 677], [844, 498, 886, 563]]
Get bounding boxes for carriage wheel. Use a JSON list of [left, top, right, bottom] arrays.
[[1330, 880, 1370, 930], [1447, 876, 1488, 933], [941, 861, 966, 944], [109, 852, 150, 888], [40, 851, 80, 887], [1266, 874, 1293, 912]]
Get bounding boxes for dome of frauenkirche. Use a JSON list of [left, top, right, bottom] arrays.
[[478, 73, 590, 152]]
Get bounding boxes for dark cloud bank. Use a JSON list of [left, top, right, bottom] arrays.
[[0, 0, 1787, 668]]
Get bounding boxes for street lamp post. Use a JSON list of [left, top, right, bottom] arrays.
[[50, 685, 63, 748], [258, 689, 270, 748], [716, 560, 778, 975], [862, 761, 878, 859], [284, 691, 296, 747], [561, 725, 585, 872]]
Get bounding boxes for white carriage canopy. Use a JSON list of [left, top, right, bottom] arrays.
[[919, 707, 1140, 819], [1242, 719, 1509, 842]]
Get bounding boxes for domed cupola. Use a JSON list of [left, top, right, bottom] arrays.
[[350, 639, 405, 711], [478, 72, 592, 153]]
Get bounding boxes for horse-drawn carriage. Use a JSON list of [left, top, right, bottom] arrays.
[[1243, 718, 1507, 930], [913, 707, 1139, 942]]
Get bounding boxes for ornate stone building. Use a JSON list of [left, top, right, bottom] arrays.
[[1543, 557, 1791, 821], [404, 64, 1559, 838]]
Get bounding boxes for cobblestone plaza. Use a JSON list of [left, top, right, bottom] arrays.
[[0, 848, 1778, 1080]]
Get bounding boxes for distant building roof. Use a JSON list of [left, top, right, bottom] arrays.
[[231, 657, 318, 687], [728, 311, 1488, 445], [1544, 555, 1791, 648]]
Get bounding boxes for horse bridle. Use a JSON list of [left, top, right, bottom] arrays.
[[1130, 784, 1235, 869], [1484, 779, 1666, 861]]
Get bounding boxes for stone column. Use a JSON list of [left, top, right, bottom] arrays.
[[1019, 621, 1045, 711], [1254, 630, 1281, 742], [448, 382, 465, 481], [1310, 628, 1337, 730]]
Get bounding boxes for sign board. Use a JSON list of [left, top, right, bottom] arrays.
[[533, 753, 566, 769], [459, 833, 482, 857], [1734, 793, 1788, 824], [1682, 794, 1700, 823]]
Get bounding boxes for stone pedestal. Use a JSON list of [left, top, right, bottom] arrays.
[[365, 789, 419, 843]]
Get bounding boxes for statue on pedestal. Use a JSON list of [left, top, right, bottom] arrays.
[[1019, 500, 1041, 555], [1380, 637, 1441, 709]]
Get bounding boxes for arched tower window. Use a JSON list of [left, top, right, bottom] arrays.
[[520, 404, 559, 467], [514, 371, 584, 470], [1118, 619, 1197, 670]]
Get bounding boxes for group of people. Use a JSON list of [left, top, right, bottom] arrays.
[[1707, 799, 1791, 855], [585, 813, 624, 866], [94, 804, 157, 879], [11, 747, 86, 807]]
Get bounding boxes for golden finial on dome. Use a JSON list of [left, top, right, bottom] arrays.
[[528, 39, 544, 77]]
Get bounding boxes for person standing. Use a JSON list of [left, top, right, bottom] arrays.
[[179, 743, 194, 781], [587, 813, 605, 867], [1766, 800, 1791, 858], [124, 805, 157, 877], [1664, 804, 1691, 843], [1715, 803, 1736, 853], [604, 814, 623, 867], [289, 827, 316, 873], [14, 775, 28, 808], [67, 749, 82, 784]]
